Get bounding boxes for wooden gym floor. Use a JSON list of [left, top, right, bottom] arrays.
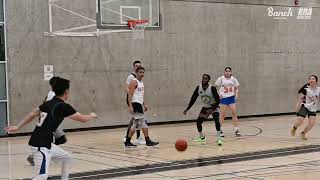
[[1, 115, 320, 180]]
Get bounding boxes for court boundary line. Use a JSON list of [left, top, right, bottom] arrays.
[[180, 159, 320, 180], [1, 112, 304, 138], [37, 144, 320, 179]]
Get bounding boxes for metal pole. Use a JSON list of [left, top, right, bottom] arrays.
[[49, 0, 53, 33], [3, 0, 9, 127]]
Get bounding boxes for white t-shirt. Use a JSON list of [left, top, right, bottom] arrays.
[[302, 87, 320, 112], [215, 76, 239, 98], [132, 78, 144, 104], [126, 72, 137, 85]]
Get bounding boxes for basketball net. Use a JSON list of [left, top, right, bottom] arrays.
[[127, 20, 148, 40]]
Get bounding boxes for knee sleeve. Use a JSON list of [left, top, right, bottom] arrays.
[[132, 118, 143, 130]]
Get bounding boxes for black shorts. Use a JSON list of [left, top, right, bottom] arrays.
[[132, 102, 144, 114], [200, 107, 219, 118], [200, 107, 212, 114], [200, 106, 219, 114], [297, 105, 316, 118]]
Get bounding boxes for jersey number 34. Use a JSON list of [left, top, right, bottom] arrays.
[[223, 87, 233, 93]]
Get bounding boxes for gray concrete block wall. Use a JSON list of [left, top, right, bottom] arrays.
[[6, 0, 320, 133]]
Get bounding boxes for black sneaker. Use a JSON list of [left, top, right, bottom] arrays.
[[124, 141, 137, 147], [146, 140, 159, 146], [235, 130, 241, 137], [27, 155, 35, 166]]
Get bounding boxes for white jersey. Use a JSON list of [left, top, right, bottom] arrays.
[[132, 78, 144, 104], [46, 90, 55, 101], [126, 72, 137, 85], [198, 84, 215, 108], [215, 75, 239, 98], [303, 87, 320, 112]]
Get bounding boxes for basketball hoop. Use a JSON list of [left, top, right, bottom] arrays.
[[127, 20, 148, 40]]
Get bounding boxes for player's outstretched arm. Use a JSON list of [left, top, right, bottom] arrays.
[[295, 94, 304, 112], [68, 112, 97, 123], [124, 83, 130, 94], [234, 77, 240, 100], [128, 80, 138, 114], [124, 74, 134, 94], [234, 86, 239, 100], [295, 85, 307, 112], [183, 86, 199, 115], [5, 108, 40, 133]]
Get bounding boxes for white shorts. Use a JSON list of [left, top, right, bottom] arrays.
[[30, 144, 71, 180]]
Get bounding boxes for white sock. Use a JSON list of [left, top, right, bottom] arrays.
[[61, 160, 70, 180], [235, 127, 239, 131]]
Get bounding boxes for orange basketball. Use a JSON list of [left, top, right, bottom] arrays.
[[175, 139, 188, 152]]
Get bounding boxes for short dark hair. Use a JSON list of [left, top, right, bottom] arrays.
[[49, 76, 60, 88], [137, 66, 145, 72], [203, 74, 211, 80], [52, 77, 70, 96], [133, 60, 141, 66], [225, 67, 232, 71]]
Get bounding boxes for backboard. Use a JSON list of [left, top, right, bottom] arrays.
[[98, 0, 160, 29]]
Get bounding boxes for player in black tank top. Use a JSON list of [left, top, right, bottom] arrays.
[[183, 74, 222, 145]]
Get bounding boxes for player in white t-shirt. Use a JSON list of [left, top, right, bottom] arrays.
[[291, 75, 320, 140], [215, 67, 241, 137], [125, 66, 159, 147], [123, 61, 147, 145]]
